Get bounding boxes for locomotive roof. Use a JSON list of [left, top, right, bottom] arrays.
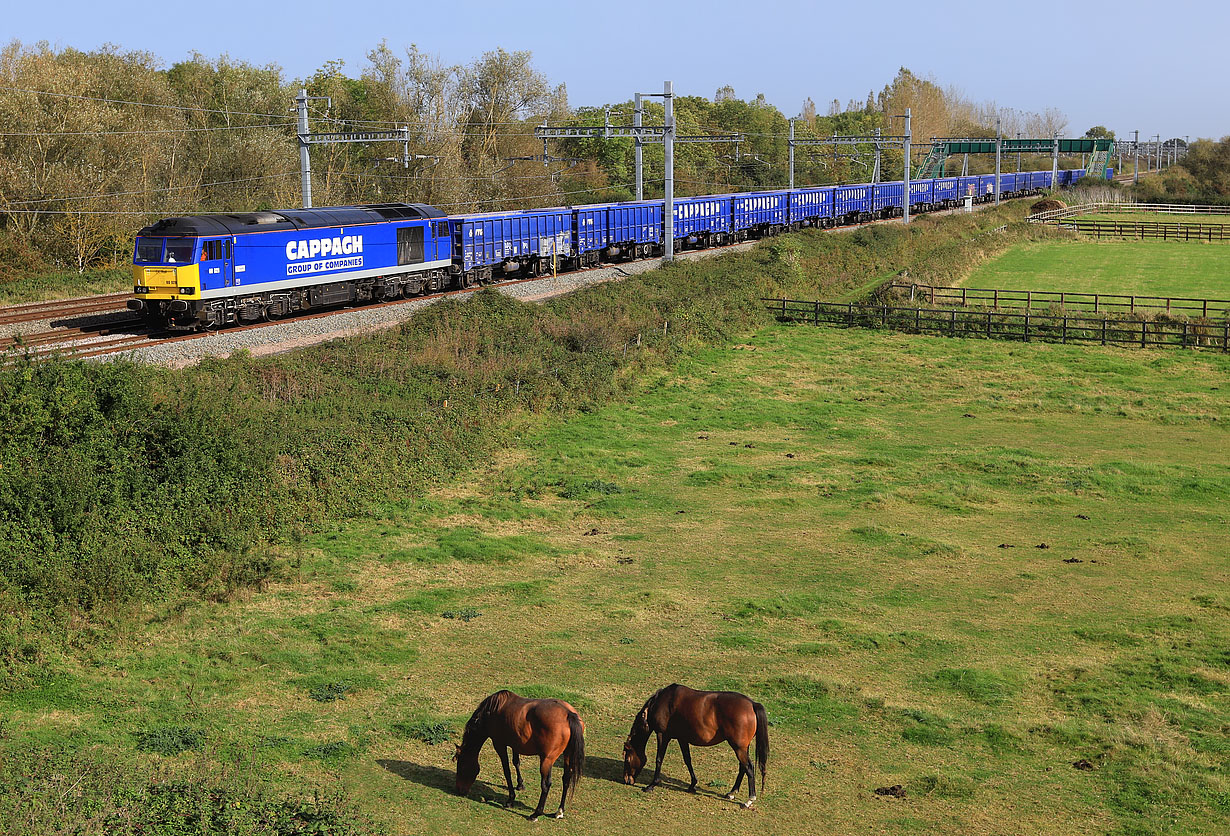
[[138, 203, 445, 236]]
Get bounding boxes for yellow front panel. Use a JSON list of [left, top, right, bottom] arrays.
[[134, 264, 200, 300]]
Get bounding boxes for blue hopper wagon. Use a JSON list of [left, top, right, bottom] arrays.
[[450, 208, 574, 284], [672, 195, 733, 248], [787, 187, 834, 229], [731, 192, 789, 238]]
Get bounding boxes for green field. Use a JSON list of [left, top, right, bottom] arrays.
[[961, 239, 1230, 298], [4, 324, 1226, 835]]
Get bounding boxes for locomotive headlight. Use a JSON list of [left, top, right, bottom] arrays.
[[179, 287, 194, 295], [135, 285, 150, 293]]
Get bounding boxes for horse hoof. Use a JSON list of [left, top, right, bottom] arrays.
[[642, 785, 655, 793], [528, 815, 540, 823], [516, 784, 525, 791], [742, 800, 755, 809], [723, 793, 736, 801], [552, 811, 565, 820], [688, 785, 697, 794]]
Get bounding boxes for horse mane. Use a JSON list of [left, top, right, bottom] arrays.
[[633, 684, 678, 733], [462, 689, 514, 745]]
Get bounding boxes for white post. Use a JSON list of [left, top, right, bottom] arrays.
[[1134, 129, 1139, 184], [1051, 132, 1059, 190], [903, 108, 911, 225], [297, 88, 312, 209], [789, 118, 795, 189], [994, 117, 1002, 206], [663, 81, 674, 262], [634, 93, 643, 201]]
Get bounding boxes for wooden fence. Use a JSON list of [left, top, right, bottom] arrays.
[[763, 298, 1230, 351], [884, 282, 1230, 320], [1027, 201, 1230, 223], [1056, 219, 1230, 241]]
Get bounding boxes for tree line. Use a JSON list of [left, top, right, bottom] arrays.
[[0, 41, 1071, 276]]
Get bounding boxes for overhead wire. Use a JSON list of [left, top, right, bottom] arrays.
[[1, 172, 300, 207]]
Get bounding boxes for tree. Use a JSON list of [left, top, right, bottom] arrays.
[[1084, 125, 1115, 140], [1178, 137, 1230, 195]]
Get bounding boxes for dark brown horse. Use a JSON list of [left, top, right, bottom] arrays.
[[623, 683, 768, 808], [454, 690, 585, 821]]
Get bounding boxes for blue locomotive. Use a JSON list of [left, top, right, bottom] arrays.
[[130, 168, 1084, 330]]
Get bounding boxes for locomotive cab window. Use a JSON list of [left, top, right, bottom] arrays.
[[135, 237, 163, 263], [165, 241, 195, 263], [397, 225, 425, 265], [201, 240, 225, 261]]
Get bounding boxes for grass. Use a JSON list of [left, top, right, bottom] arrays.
[[0, 267, 130, 305], [2, 323, 1225, 835], [961, 239, 1230, 298]]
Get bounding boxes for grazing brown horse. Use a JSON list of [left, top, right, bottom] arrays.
[[622, 683, 768, 808], [454, 690, 585, 821]]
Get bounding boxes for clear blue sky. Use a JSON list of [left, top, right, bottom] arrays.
[[12, 0, 1227, 141]]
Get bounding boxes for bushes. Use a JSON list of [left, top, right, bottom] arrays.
[[0, 747, 374, 836], [0, 205, 1040, 670], [0, 359, 277, 613]]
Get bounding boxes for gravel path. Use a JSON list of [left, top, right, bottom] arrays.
[[112, 241, 761, 368]]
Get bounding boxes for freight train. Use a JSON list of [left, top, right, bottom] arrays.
[[129, 168, 1086, 330]]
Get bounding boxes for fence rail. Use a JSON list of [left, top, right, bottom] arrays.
[[884, 282, 1230, 320], [1056, 219, 1230, 241], [763, 298, 1230, 352], [1028, 202, 1230, 223]]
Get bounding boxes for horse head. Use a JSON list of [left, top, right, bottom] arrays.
[[622, 706, 652, 784], [454, 743, 480, 796], [622, 734, 647, 784]]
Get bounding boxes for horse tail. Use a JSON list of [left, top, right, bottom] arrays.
[[753, 701, 769, 791], [563, 711, 585, 800]]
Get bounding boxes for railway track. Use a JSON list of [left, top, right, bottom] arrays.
[[0, 292, 130, 327], [0, 199, 1021, 365]]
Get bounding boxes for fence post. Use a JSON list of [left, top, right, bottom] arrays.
[[781, 297, 787, 319], [1062, 316, 1067, 343], [814, 300, 820, 326], [1181, 322, 1188, 349], [1130, 295, 1135, 313], [1027, 290, 1032, 309], [950, 309, 956, 336], [987, 310, 992, 339], [1203, 299, 1208, 317], [847, 303, 854, 327], [1101, 318, 1107, 345], [1060, 291, 1065, 308], [993, 288, 999, 309], [1224, 322, 1229, 353], [1094, 294, 1099, 314], [1141, 320, 1146, 348], [882, 304, 888, 327], [961, 287, 967, 307], [915, 307, 921, 332], [1024, 312, 1030, 342]]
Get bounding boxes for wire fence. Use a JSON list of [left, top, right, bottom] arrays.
[[763, 298, 1230, 352]]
